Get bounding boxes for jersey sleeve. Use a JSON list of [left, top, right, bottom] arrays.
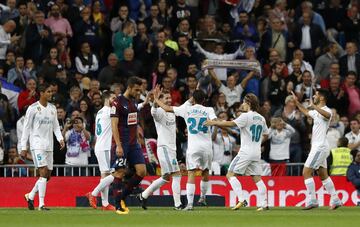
[[173, 103, 187, 118], [208, 107, 217, 120], [151, 106, 165, 122], [308, 110, 318, 119], [20, 107, 34, 151], [284, 123, 296, 137], [262, 121, 269, 135], [232, 113, 247, 128], [110, 99, 121, 118]]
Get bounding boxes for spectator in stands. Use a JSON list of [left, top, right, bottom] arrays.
[[170, 0, 192, 34], [339, 41, 360, 77], [79, 98, 93, 132], [66, 0, 86, 25], [286, 59, 303, 87], [314, 42, 339, 83], [181, 74, 197, 101], [327, 76, 349, 117], [150, 60, 168, 89], [144, 4, 164, 35], [328, 137, 352, 176], [343, 71, 360, 117], [0, 0, 19, 23], [118, 48, 143, 80], [295, 70, 318, 104], [13, 2, 28, 38], [347, 149, 360, 206], [98, 53, 119, 90], [6, 146, 27, 177], [66, 86, 82, 115], [299, 1, 326, 33], [133, 22, 150, 63], [320, 62, 341, 89], [24, 59, 37, 80], [342, 6, 360, 43], [345, 118, 360, 151], [110, 5, 136, 36], [157, 0, 171, 26], [110, 83, 123, 96], [288, 49, 315, 80], [174, 34, 198, 80], [63, 117, 91, 175], [75, 42, 99, 78], [213, 92, 229, 115], [56, 39, 71, 69], [17, 78, 37, 114], [44, 3, 73, 45], [7, 56, 29, 89], [0, 20, 19, 65], [173, 18, 192, 41], [263, 49, 288, 78], [87, 79, 101, 101], [232, 10, 259, 48], [24, 11, 54, 65], [90, 92, 102, 115], [161, 75, 182, 106], [113, 21, 135, 61], [40, 47, 61, 83], [327, 109, 344, 150], [3, 50, 15, 76]]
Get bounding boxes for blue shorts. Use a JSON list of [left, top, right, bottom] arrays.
[[111, 143, 145, 170]]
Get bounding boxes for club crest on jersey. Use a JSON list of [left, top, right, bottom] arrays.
[[111, 106, 116, 114], [37, 107, 41, 112]]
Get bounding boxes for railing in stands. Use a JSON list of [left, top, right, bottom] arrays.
[[0, 163, 305, 177]]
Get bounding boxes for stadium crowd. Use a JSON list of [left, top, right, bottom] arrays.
[[0, 0, 359, 180]]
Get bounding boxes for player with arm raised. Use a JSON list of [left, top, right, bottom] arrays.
[[291, 89, 342, 210], [155, 88, 217, 211], [23, 83, 65, 211], [86, 91, 117, 211], [205, 93, 269, 211], [137, 87, 182, 210]]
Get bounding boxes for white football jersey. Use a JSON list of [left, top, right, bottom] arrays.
[[21, 101, 63, 151], [95, 106, 112, 152], [233, 111, 269, 160], [174, 102, 216, 152], [151, 106, 176, 150], [308, 106, 332, 147]]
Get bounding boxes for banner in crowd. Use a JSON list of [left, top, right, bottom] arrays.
[[201, 59, 262, 74], [0, 176, 357, 207]]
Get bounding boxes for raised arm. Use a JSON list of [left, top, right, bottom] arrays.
[[240, 71, 255, 89], [205, 119, 236, 128], [153, 85, 174, 112], [291, 91, 309, 117], [311, 104, 331, 120], [208, 68, 222, 88]]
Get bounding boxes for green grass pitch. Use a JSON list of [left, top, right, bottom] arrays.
[[0, 207, 359, 227]]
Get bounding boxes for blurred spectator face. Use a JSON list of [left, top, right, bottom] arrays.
[[214, 44, 224, 54], [71, 110, 80, 120], [301, 1, 312, 14], [302, 12, 311, 25], [204, 16, 216, 32], [167, 68, 177, 81], [15, 57, 25, 69], [162, 77, 173, 90], [286, 81, 294, 93], [6, 51, 15, 63], [186, 76, 197, 89], [226, 75, 236, 89], [51, 83, 58, 94], [187, 64, 197, 75], [285, 97, 296, 108], [141, 79, 148, 92], [158, 61, 166, 73], [137, 23, 147, 35], [7, 0, 16, 9], [329, 77, 341, 91], [244, 47, 255, 59], [57, 107, 66, 120], [270, 18, 283, 32], [340, 116, 349, 128], [108, 54, 118, 67], [178, 36, 189, 48], [217, 93, 226, 104], [218, 112, 229, 120], [350, 119, 360, 133], [262, 101, 271, 112], [158, 0, 167, 11], [222, 23, 231, 34], [79, 100, 88, 112], [118, 6, 129, 19], [239, 12, 249, 25], [345, 74, 356, 86], [177, 0, 186, 5], [56, 39, 66, 51], [26, 79, 36, 92], [348, 6, 359, 19], [90, 80, 100, 92], [18, 4, 27, 16], [179, 19, 190, 32], [123, 48, 134, 61], [80, 7, 91, 21], [34, 11, 45, 25], [269, 50, 280, 63], [329, 44, 338, 55], [81, 42, 91, 54], [302, 72, 312, 85], [292, 59, 301, 73], [329, 63, 340, 75], [273, 63, 283, 76], [293, 50, 304, 60], [150, 5, 159, 17], [70, 87, 82, 101], [51, 4, 61, 17], [345, 42, 357, 55], [73, 118, 84, 132], [50, 48, 58, 59], [157, 32, 166, 43], [92, 93, 102, 107], [26, 59, 35, 70], [7, 147, 18, 161], [93, 1, 101, 13]]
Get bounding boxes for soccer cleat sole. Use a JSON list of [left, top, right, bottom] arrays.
[[232, 200, 248, 210], [115, 209, 129, 215], [121, 200, 130, 213]]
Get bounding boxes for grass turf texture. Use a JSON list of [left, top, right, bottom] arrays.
[[0, 207, 358, 227]]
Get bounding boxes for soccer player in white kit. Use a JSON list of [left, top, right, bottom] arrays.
[[86, 91, 117, 211], [205, 93, 269, 211], [155, 89, 217, 210], [291, 89, 342, 210], [22, 83, 65, 210], [137, 88, 182, 210]]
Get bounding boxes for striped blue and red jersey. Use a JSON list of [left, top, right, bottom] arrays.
[[110, 95, 139, 146]]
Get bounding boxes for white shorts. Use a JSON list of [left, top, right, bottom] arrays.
[[95, 150, 111, 173], [304, 145, 330, 170], [186, 149, 212, 171], [228, 155, 262, 176], [157, 146, 180, 175], [31, 150, 53, 170]]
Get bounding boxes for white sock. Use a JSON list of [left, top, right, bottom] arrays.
[[38, 177, 47, 208], [101, 186, 109, 207], [172, 175, 181, 207], [228, 177, 244, 202], [186, 183, 195, 206], [29, 180, 39, 200], [142, 177, 168, 199], [256, 180, 268, 207], [304, 178, 317, 201], [200, 180, 209, 199], [91, 175, 114, 196], [322, 177, 338, 199]]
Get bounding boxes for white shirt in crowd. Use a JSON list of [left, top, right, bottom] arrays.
[[94, 106, 112, 152], [268, 124, 295, 160], [300, 25, 312, 49], [233, 111, 269, 160], [212, 131, 236, 166], [151, 106, 176, 150], [219, 84, 244, 107], [21, 101, 63, 151], [308, 106, 332, 148], [345, 130, 360, 151], [65, 129, 89, 166], [0, 25, 11, 60], [16, 116, 25, 152]]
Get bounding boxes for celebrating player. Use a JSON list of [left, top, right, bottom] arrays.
[[22, 83, 65, 210], [111, 76, 147, 215], [205, 93, 269, 211], [155, 88, 216, 210], [137, 86, 182, 210], [291, 89, 342, 210], [86, 91, 117, 211]]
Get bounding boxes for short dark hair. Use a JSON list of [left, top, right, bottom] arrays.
[[346, 71, 357, 78], [127, 76, 143, 88], [244, 93, 260, 111], [316, 88, 329, 102], [350, 118, 359, 124], [351, 149, 360, 161], [337, 137, 349, 147], [38, 83, 51, 93], [192, 90, 206, 104], [74, 116, 84, 123], [158, 90, 170, 99], [102, 90, 115, 102]]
